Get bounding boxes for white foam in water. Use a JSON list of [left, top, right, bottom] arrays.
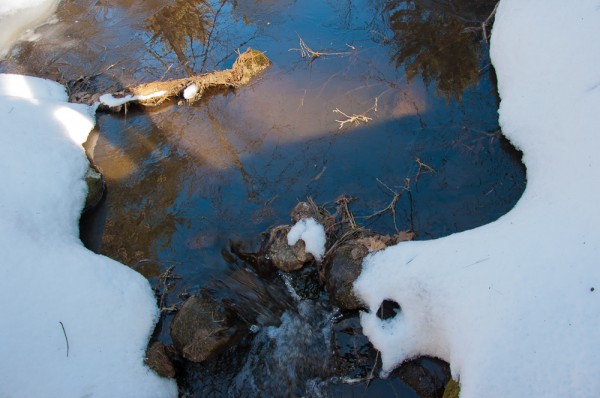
[[354, 1, 600, 397], [230, 300, 334, 396]]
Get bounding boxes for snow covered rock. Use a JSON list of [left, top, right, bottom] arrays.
[[267, 225, 314, 272], [287, 218, 326, 261]]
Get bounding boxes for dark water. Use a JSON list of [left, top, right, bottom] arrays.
[[1, 0, 524, 396]]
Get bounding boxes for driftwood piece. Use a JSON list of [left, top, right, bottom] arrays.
[[93, 48, 271, 110]]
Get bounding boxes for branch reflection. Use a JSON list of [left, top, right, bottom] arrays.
[[384, 0, 497, 98]]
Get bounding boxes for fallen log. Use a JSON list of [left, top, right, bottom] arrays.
[[89, 48, 271, 111]]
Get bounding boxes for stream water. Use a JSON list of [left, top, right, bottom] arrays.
[[1, 0, 525, 396]]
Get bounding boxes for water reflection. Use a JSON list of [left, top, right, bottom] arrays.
[[384, 0, 498, 98], [146, 0, 213, 75], [93, 113, 191, 265]]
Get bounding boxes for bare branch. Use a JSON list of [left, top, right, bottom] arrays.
[[333, 97, 378, 130], [289, 36, 355, 60]]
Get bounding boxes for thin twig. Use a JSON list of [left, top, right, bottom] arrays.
[[59, 321, 69, 358], [366, 350, 380, 388], [363, 178, 408, 233], [335, 195, 358, 229], [290, 36, 354, 60], [158, 265, 182, 313], [333, 98, 378, 130], [482, 2, 500, 43], [415, 157, 435, 183]]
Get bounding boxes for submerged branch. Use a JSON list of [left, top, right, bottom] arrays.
[[333, 98, 378, 130], [290, 36, 355, 60]]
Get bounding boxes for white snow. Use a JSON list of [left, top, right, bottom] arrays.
[[0, 73, 177, 397], [183, 84, 198, 100], [0, 0, 59, 59], [354, 1, 600, 397], [98, 91, 167, 107], [287, 218, 326, 261]]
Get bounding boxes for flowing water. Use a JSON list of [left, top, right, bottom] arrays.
[[1, 0, 525, 396]]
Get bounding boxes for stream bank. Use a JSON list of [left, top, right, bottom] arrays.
[[1, 0, 523, 396]]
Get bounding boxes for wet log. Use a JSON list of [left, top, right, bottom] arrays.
[[82, 49, 271, 110]]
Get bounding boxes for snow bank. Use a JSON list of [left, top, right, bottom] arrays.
[[0, 0, 60, 59], [287, 218, 326, 260], [0, 74, 177, 397], [354, 0, 600, 396]]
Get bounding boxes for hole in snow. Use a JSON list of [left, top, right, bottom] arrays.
[[376, 300, 401, 320]]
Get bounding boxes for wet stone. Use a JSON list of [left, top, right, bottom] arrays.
[[326, 232, 414, 310], [145, 341, 176, 379], [290, 200, 334, 229], [170, 295, 241, 363], [283, 266, 321, 300], [267, 225, 313, 272], [325, 240, 368, 310], [83, 162, 105, 212], [331, 314, 376, 380], [229, 240, 275, 278], [394, 357, 452, 398]]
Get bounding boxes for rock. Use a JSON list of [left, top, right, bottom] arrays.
[[229, 240, 275, 278], [325, 240, 368, 310], [145, 341, 176, 379], [283, 266, 321, 300], [395, 357, 451, 398], [290, 200, 333, 227], [83, 162, 105, 212], [331, 314, 375, 379], [267, 226, 313, 272], [170, 295, 241, 363], [326, 232, 414, 310]]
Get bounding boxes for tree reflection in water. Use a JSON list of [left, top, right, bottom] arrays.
[[384, 0, 498, 98], [146, 0, 214, 74]]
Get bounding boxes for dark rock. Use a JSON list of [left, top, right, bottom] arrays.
[[331, 314, 376, 380], [229, 240, 275, 278], [325, 241, 368, 310], [83, 162, 105, 212], [145, 341, 176, 379], [267, 226, 313, 272], [170, 295, 241, 363], [394, 357, 452, 398], [326, 232, 414, 310], [283, 266, 321, 300]]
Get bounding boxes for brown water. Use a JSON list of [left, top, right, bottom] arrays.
[[1, 0, 524, 396]]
